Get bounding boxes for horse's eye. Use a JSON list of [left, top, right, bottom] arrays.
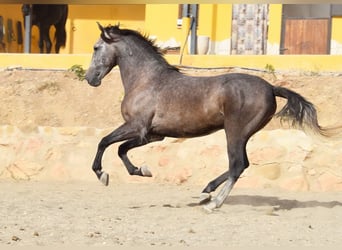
[[94, 45, 99, 51]]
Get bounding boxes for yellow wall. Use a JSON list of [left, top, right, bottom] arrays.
[[0, 4, 283, 55], [0, 4, 341, 56], [63, 5, 145, 54], [332, 17, 342, 43], [215, 4, 233, 41], [1, 3, 342, 72], [145, 4, 233, 55], [196, 4, 232, 41], [0, 4, 145, 54], [145, 4, 182, 42], [267, 4, 282, 45], [266, 4, 282, 54], [144, 4, 233, 44]]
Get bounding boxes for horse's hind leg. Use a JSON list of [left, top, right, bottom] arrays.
[[199, 138, 249, 205], [203, 137, 249, 212], [202, 95, 276, 211], [118, 135, 164, 177], [199, 171, 229, 204]]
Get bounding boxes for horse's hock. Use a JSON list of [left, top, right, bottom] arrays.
[[0, 125, 341, 192]]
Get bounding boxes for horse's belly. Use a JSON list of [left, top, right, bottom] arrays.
[[151, 111, 224, 138]]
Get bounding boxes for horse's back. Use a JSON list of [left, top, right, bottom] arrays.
[[179, 72, 275, 104], [158, 71, 275, 111], [220, 73, 273, 90]]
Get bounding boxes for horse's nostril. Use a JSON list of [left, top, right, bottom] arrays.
[[96, 72, 100, 77]]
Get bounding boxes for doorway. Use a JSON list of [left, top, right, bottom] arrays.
[[280, 4, 331, 54]]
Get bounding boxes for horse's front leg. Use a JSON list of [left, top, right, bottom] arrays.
[[92, 123, 143, 186], [118, 135, 164, 177]]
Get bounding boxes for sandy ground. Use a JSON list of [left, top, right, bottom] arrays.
[[0, 67, 341, 246], [0, 180, 341, 247]]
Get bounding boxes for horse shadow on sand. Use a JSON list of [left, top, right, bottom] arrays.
[[188, 194, 342, 211], [226, 195, 342, 211]]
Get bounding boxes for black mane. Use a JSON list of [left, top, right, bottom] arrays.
[[105, 24, 179, 72]]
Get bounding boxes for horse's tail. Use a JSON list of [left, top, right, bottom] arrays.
[[54, 5, 68, 51], [273, 86, 341, 137], [55, 27, 67, 47]]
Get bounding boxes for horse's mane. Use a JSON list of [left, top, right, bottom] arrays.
[[104, 24, 179, 72]]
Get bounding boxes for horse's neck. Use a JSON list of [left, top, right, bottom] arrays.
[[118, 53, 165, 93]]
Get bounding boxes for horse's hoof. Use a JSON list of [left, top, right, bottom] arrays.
[[199, 193, 212, 205], [99, 172, 109, 186], [202, 199, 217, 213], [140, 166, 152, 177]]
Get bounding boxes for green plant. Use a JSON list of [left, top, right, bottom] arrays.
[[69, 64, 86, 81], [265, 63, 275, 75], [264, 63, 277, 80]]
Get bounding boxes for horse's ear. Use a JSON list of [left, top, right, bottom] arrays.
[[97, 22, 120, 43], [97, 22, 104, 32]]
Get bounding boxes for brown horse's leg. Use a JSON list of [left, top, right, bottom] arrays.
[[118, 135, 164, 177]]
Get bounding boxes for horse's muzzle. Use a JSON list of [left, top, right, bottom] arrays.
[[85, 71, 102, 87]]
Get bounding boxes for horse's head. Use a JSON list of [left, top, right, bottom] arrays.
[[85, 23, 121, 87]]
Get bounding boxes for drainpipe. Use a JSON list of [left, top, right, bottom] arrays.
[[182, 4, 189, 18], [182, 4, 198, 55], [189, 4, 198, 55], [22, 4, 31, 53]]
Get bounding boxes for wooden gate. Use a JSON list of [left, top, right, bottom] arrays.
[[281, 19, 330, 54]]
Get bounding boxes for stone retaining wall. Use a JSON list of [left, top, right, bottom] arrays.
[[0, 125, 341, 191]]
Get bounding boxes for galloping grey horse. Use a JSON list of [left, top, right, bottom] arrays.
[[85, 23, 338, 211]]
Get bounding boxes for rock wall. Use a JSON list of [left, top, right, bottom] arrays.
[[0, 125, 341, 191]]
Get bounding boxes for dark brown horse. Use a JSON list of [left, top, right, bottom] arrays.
[[22, 4, 68, 53], [85, 23, 339, 211]]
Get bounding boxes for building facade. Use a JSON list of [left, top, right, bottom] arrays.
[[0, 4, 342, 55]]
